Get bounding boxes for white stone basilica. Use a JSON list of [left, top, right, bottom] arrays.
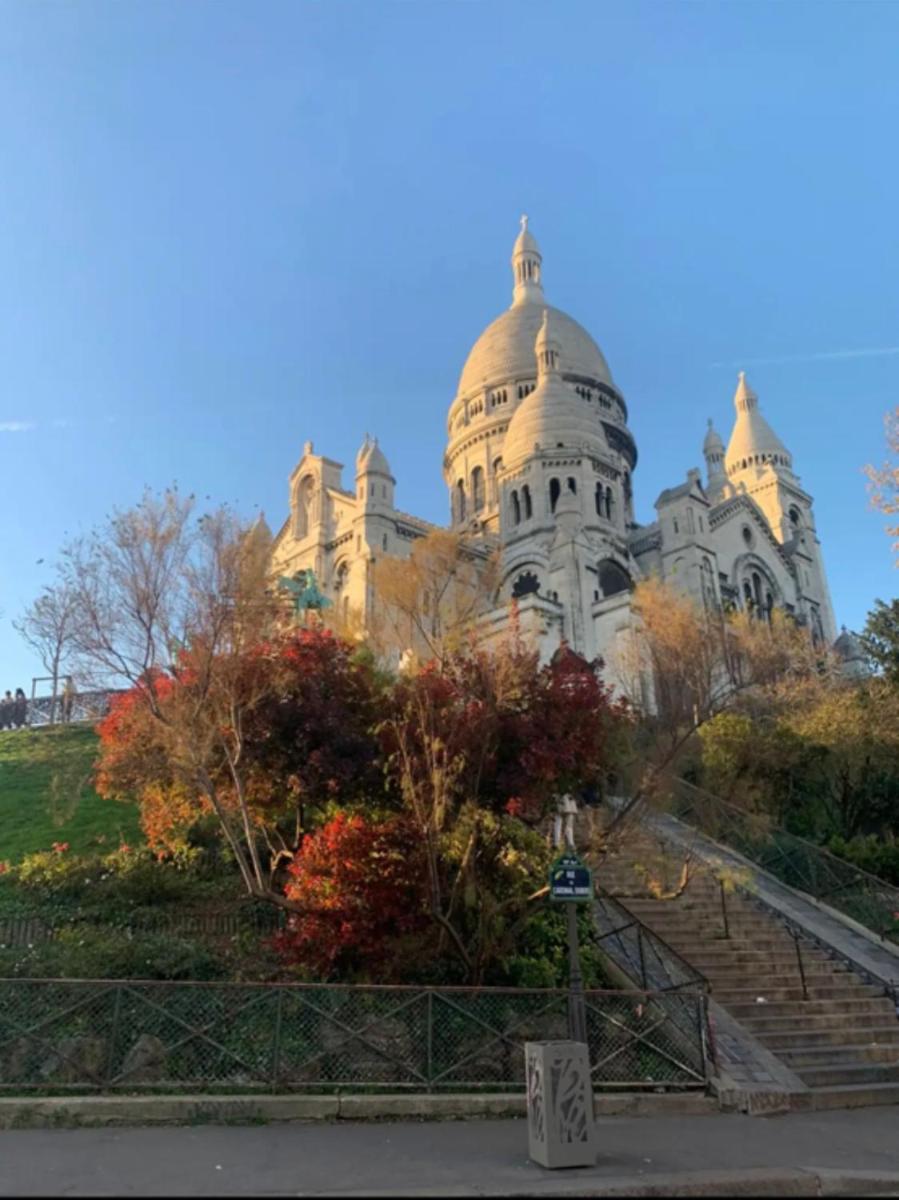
[[271, 219, 838, 674]]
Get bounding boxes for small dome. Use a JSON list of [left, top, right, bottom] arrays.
[[704, 418, 724, 453], [503, 310, 608, 467], [512, 214, 539, 257], [356, 434, 392, 476]]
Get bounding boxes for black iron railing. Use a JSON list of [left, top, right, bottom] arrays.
[[590, 889, 712, 1078], [0, 978, 710, 1093], [668, 778, 899, 946]]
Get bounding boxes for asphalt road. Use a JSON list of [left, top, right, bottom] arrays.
[[2, 1107, 899, 1195]]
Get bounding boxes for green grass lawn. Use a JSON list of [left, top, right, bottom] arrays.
[[0, 726, 142, 863]]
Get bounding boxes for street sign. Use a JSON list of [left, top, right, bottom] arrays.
[[549, 854, 593, 903]]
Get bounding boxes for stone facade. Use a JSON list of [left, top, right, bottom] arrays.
[[271, 218, 840, 677]]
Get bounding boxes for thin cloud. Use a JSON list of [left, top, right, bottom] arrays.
[[0, 421, 35, 433], [711, 346, 899, 368]]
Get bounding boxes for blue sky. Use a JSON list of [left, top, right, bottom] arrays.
[[1, 0, 897, 688]]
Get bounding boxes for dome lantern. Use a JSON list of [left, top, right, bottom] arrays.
[[511, 214, 544, 307]]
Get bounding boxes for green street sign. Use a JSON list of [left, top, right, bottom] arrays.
[[549, 854, 593, 903]]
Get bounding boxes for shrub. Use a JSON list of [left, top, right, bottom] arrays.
[[0, 927, 226, 981], [826, 834, 899, 887]]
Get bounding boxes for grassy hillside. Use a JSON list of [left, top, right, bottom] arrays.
[[0, 726, 141, 863]]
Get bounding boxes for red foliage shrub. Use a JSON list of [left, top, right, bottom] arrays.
[[274, 812, 428, 980]]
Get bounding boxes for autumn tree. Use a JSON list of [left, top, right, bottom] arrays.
[[371, 529, 499, 666], [866, 406, 899, 562], [377, 628, 629, 982], [13, 581, 79, 721], [50, 487, 352, 913], [862, 598, 899, 685], [607, 576, 832, 834]]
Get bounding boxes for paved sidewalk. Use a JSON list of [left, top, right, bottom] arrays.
[[2, 1106, 899, 1195]]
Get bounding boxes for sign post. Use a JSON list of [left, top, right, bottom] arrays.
[[549, 852, 593, 1045]]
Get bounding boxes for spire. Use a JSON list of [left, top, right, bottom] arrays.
[[511, 214, 544, 307], [725, 372, 793, 477], [535, 308, 562, 381], [734, 370, 758, 414]]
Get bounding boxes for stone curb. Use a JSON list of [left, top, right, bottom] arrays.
[[334, 1168, 899, 1197], [0, 1090, 716, 1129]]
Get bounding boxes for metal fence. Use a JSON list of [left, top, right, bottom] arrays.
[[0, 978, 709, 1093], [668, 777, 899, 945], [13, 689, 122, 729]]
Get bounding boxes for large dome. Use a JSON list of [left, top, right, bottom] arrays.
[[457, 302, 613, 398]]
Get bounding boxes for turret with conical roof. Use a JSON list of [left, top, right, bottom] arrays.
[[355, 433, 394, 510], [725, 372, 793, 479], [703, 417, 726, 497]]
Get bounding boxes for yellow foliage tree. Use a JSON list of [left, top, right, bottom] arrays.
[[371, 529, 499, 665]]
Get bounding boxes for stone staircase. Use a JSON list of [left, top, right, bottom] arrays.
[[598, 841, 899, 1110]]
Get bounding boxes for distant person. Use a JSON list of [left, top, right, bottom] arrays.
[[0, 691, 12, 730], [61, 678, 76, 723], [13, 688, 27, 729]]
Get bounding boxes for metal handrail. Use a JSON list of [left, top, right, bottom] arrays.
[[669, 777, 899, 944], [592, 887, 709, 995]]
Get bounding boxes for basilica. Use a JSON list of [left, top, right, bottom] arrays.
[[270, 219, 838, 677]]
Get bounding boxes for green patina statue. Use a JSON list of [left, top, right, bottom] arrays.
[[277, 568, 332, 622]]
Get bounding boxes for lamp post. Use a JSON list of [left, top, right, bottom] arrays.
[[552, 794, 588, 1045]]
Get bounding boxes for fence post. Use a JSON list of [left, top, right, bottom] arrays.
[[426, 991, 434, 1093], [636, 927, 648, 991], [272, 987, 284, 1092], [106, 984, 123, 1088]]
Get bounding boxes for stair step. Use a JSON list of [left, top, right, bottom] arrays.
[[780, 1043, 899, 1067], [726, 998, 896, 1020], [713, 984, 883, 1003], [810, 1082, 899, 1110], [760, 1025, 899, 1049], [797, 1062, 899, 1088], [741, 1013, 899, 1034]]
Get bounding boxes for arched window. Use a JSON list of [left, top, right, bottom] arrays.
[[522, 484, 532, 519], [334, 560, 350, 604], [595, 482, 604, 516], [455, 479, 466, 522], [549, 478, 561, 512], [606, 487, 614, 521], [598, 559, 632, 598], [567, 476, 577, 494], [511, 490, 521, 525], [472, 466, 485, 512], [743, 580, 754, 611], [752, 571, 763, 612]]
